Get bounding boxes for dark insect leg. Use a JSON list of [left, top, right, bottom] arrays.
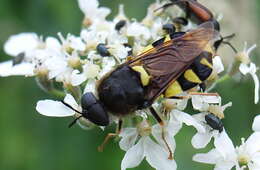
[[149, 107, 164, 126], [98, 119, 123, 152], [188, 92, 219, 96], [169, 96, 189, 99], [149, 107, 173, 160], [199, 83, 206, 92]]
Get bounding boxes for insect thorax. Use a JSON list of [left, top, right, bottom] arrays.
[[97, 65, 147, 116]]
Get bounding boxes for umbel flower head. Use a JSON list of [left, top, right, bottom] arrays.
[[0, 0, 259, 170]]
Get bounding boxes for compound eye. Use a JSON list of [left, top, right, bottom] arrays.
[[81, 92, 109, 126]]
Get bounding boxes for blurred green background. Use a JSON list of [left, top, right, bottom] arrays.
[[0, 0, 259, 170]]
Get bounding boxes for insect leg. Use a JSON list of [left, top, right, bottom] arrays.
[[149, 107, 164, 126], [169, 96, 190, 100], [149, 107, 173, 160], [188, 92, 219, 96], [98, 119, 123, 152]]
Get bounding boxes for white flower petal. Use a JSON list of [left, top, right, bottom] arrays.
[[239, 63, 259, 104], [251, 71, 259, 104], [152, 124, 176, 152], [100, 57, 116, 77], [45, 37, 61, 50], [4, 32, 39, 56], [83, 79, 96, 93], [68, 36, 85, 51], [191, 132, 214, 149], [245, 132, 260, 155], [127, 22, 151, 40], [64, 94, 79, 110], [213, 56, 224, 74], [193, 149, 220, 164], [191, 95, 209, 111], [36, 99, 75, 117], [144, 137, 177, 170], [71, 70, 86, 86], [214, 130, 235, 159], [45, 57, 67, 79], [173, 110, 205, 133], [78, 0, 98, 16], [121, 138, 145, 170], [119, 128, 138, 151], [168, 115, 183, 135], [84, 63, 100, 79], [0, 60, 34, 77], [252, 115, 260, 131], [239, 63, 250, 75], [246, 44, 257, 56], [214, 162, 235, 170]]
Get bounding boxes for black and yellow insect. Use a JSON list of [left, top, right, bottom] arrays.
[[63, 21, 218, 126], [62, 21, 218, 156]]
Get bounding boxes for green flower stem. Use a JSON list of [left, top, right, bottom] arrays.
[[48, 89, 66, 98]]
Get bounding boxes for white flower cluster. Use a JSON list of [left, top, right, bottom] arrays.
[[0, 0, 259, 170]]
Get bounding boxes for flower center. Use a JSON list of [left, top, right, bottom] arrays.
[[68, 56, 81, 68], [238, 154, 250, 167], [137, 120, 151, 137], [236, 52, 250, 64]]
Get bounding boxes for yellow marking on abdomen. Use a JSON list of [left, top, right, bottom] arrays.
[[132, 66, 150, 86], [184, 69, 202, 83], [165, 81, 183, 97], [200, 58, 213, 68]]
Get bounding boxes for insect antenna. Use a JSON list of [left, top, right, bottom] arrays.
[[68, 115, 83, 128], [214, 33, 238, 53], [61, 101, 83, 128]]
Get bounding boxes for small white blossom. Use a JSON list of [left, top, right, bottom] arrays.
[[126, 22, 151, 44], [4, 32, 40, 56], [58, 33, 86, 52], [236, 42, 259, 104], [120, 119, 177, 170], [70, 61, 100, 86], [193, 131, 260, 170], [191, 95, 232, 148], [78, 0, 110, 25]]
